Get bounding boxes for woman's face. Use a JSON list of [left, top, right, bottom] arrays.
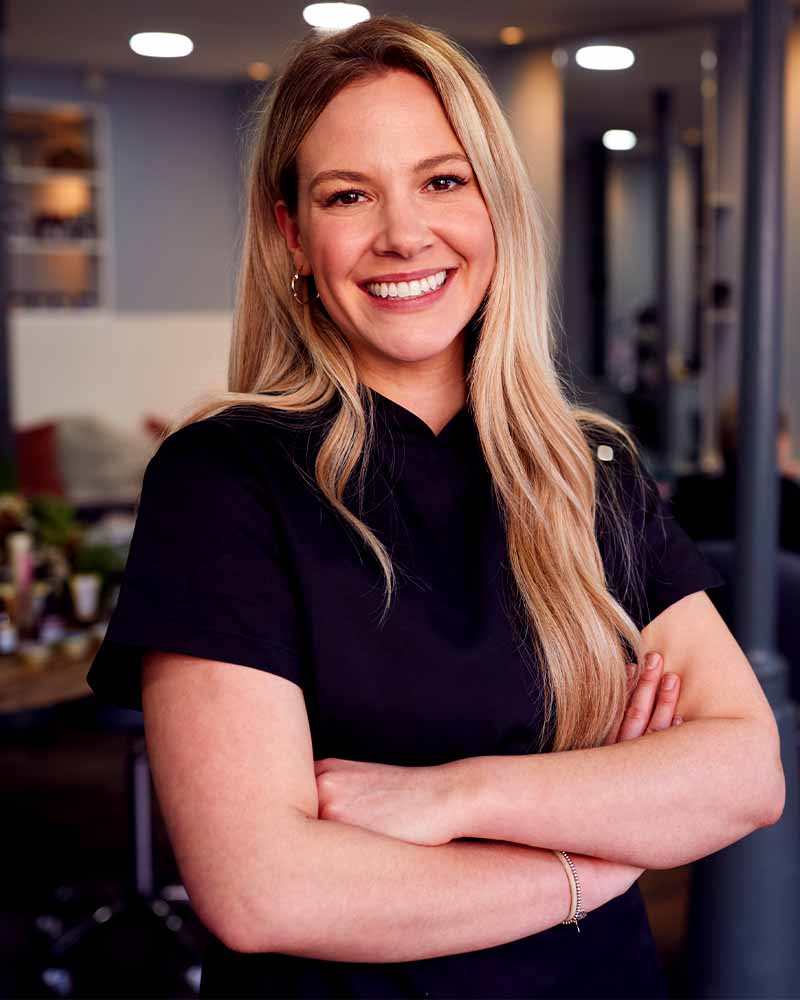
[[275, 69, 496, 380]]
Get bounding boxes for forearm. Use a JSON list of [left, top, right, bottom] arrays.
[[246, 813, 607, 961], [451, 718, 783, 870]]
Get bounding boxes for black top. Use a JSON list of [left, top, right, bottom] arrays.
[[87, 390, 724, 999], [670, 468, 800, 554]]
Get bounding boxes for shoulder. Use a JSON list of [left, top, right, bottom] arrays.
[[138, 415, 278, 521], [781, 475, 800, 500], [148, 407, 296, 483], [577, 417, 659, 539]]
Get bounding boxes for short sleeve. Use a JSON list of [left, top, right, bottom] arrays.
[[594, 433, 726, 631], [86, 419, 308, 712]]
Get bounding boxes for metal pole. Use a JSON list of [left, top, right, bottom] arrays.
[[586, 138, 608, 379], [654, 88, 675, 466], [0, 0, 16, 488], [686, 1, 800, 995]]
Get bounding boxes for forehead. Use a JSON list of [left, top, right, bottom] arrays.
[[296, 70, 463, 176]]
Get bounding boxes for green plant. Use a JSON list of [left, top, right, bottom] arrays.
[[72, 542, 125, 576], [28, 494, 81, 550]]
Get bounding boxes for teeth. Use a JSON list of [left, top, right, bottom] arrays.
[[365, 269, 448, 300]]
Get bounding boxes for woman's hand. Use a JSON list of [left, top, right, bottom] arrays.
[[603, 652, 683, 745], [314, 651, 682, 847], [314, 757, 457, 846]]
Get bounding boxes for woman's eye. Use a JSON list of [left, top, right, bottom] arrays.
[[324, 174, 468, 207], [325, 190, 366, 207], [426, 174, 468, 192]]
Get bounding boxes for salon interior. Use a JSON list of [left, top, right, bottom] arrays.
[[1, 0, 799, 997]]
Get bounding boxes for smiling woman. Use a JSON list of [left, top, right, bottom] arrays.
[[274, 71, 496, 368], [86, 13, 783, 1000]]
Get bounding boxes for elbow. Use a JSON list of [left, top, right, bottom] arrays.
[[189, 884, 288, 956], [214, 902, 286, 956], [755, 758, 786, 829], [749, 721, 786, 829]]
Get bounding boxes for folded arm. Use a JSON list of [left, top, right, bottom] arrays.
[[142, 650, 632, 960], [445, 592, 786, 870]]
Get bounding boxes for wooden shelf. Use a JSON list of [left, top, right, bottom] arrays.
[[10, 235, 107, 254], [6, 99, 113, 310], [6, 164, 101, 184]]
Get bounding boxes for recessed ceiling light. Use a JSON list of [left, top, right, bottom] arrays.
[[499, 26, 525, 45], [248, 61, 272, 81], [701, 49, 717, 71], [575, 45, 634, 71], [602, 129, 637, 151], [302, 3, 370, 29], [129, 32, 194, 59]]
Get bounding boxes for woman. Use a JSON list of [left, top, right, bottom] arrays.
[[87, 15, 784, 999]]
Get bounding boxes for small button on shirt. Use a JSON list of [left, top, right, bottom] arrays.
[[88, 390, 724, 998]]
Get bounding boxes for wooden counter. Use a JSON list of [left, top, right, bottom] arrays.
[[0, 640, 100, 714]]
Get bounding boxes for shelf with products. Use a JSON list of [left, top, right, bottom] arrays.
[[5, 100, 114, 311]]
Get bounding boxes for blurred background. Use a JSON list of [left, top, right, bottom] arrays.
[[1, 1, 798, 997]]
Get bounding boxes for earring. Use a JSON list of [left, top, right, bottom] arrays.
[[291, 270, 320, 305]]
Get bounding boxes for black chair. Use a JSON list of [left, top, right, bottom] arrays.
[[33, 712, 205, 997]]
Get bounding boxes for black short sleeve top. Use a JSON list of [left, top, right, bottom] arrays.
[[86, 391, 724, 999]]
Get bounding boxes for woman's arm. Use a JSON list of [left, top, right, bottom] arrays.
[[446, 592, 785, 870], [143, 650, 637, 961], [264, 816, 637, 962]]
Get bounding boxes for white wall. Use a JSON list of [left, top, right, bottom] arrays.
[[11, 311, 232, 433]]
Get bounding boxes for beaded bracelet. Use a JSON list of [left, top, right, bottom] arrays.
[[553, 850, 588, 932]]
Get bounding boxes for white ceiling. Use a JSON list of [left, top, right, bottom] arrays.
[[8, 0, 749, 82]]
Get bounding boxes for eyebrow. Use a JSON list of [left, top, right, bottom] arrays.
[[308, 152, 471, 193]]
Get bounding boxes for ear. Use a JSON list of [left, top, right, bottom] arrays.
[[274, 200, 309, 275]]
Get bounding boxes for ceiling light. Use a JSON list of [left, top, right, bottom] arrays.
[[302, 3, 370, 29], [701, 49, 717, 71], [248, 61, 272, 81], [499, 26, 525, 45], [602, 129, 637, 151], [575, 45, 634, 71], [129, 32, 194, 59]]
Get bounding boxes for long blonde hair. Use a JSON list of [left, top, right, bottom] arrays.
[[165, 15, 650, 751]]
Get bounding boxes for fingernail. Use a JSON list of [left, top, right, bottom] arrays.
[[674, 715, 684, 725], [663, 673, 677, 690], [646, 653, 661, 671]]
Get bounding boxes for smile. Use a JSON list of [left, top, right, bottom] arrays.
[[359, 268, 456, 310]]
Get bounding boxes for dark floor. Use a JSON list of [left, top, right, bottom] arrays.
[[0, 698, 785, 1000]]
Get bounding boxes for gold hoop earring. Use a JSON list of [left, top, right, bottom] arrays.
[[291, 271, 320, 305]]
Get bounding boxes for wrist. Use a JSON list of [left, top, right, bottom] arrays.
[[439, 756, 490, 841]]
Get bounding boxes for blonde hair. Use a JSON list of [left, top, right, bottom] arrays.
[[165, 15, 650, 751]]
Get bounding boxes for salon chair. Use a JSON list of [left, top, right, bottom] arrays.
[[33, 709, 204, 997]]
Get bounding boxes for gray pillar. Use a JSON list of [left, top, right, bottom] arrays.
[[654, 89, 676, 469], [586, 138, 607, 379], [0, 0, 15, 489], [686, 2, 800, 995]]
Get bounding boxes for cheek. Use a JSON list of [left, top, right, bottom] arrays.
[[443, 202, 495, 263], [310, 223, 368, 282]]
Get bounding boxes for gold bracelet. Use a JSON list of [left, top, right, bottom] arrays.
[[553, 850, 588, 933]]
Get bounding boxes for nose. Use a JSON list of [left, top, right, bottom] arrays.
[[371, 191, 434, 259]]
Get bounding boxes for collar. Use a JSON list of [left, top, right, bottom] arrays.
[[367, 387, 474, 447]]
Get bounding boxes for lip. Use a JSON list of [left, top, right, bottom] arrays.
[[359, 266, 457, 287], [359, 267, 456, 311]]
